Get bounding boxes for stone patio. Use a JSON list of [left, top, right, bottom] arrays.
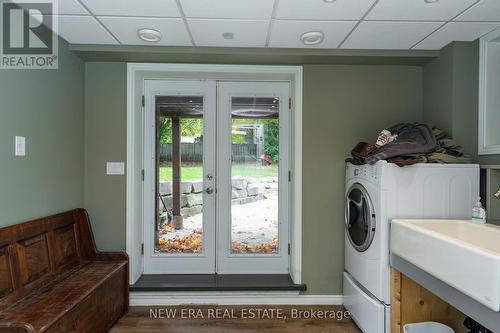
[[157, 177, 279, 254]]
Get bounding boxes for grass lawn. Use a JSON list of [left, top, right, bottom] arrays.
[[159, 164, 278, 181]]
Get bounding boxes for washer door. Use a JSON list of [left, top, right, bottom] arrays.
[[345, 183, 376, 252]]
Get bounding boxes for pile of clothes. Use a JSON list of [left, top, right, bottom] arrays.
[[348, 123, 472, 167]]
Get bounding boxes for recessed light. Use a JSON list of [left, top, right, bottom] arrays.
[[424, 0, 440, 3], [323, 0, 337, 3], [137, 28, 162, 43], [222, 32, 234, 40], [300, 31, 324, 45]]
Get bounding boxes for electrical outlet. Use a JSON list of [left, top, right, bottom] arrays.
[[15, 136, 25, 156], [106, 162, 125, 175]]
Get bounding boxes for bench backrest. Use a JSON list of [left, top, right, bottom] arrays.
[[0, 209, 99, 311]]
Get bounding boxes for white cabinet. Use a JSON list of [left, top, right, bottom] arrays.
[[479, 28, 500, 155]]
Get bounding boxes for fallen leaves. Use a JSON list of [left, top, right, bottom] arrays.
[[155, 233, 279, 254], [157, 219, 279, 254], [159, 224, 176, 234], [156, 232, 202, 253], [231, 237, 278, 254]]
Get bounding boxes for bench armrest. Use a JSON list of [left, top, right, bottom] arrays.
[[0, 322, 35, 333], [75, 210, 128, 263]]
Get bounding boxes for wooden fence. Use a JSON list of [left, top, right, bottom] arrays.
[[160, 143, 258, 163]]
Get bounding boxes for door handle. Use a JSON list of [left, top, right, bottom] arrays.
[[206, 187, 214, 194]]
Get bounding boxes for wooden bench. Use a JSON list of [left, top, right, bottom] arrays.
[[0, 209, 128, 333]]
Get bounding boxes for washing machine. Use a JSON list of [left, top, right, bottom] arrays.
[[343, 161, 479, 333]]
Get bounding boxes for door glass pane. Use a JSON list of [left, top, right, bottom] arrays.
[[230, 97, 280, 254], [155, 96, 204, 254]]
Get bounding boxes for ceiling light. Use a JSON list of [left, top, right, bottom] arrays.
[[300, 31, 324, 45], [137, 28, 162, 43], [222, 32, 234, 40], [424, 0, 440, 3], [323, 0, 337, 2]]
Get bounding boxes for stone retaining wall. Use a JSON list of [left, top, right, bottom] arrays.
[[159, 177, 278, 217]]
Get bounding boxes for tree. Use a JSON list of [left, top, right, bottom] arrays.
[[263, 119, 279, 162], [159, 117, 279, 163], [159, 117, 203, 143]]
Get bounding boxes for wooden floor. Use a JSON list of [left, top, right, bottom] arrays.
[[110, 306, 362, 333]]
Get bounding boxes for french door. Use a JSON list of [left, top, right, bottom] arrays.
[[143, 79, 290, 274], [143, 80, 216, 274]]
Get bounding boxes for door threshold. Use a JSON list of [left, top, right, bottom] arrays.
[[130, 274, 306, 292]]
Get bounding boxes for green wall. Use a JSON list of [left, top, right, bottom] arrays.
[[84, 62, 127, 251], [423, 41, 500, 166], [302, 65, 422, 293], [422, 44, 454, 136], [0, 39, 84, 226], [84, 62, 423, 294]]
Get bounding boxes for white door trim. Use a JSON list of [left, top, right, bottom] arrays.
[[127, 63, 303, 284]]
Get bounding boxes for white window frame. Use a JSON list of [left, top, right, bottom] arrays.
[[126, 63, 303, 284]]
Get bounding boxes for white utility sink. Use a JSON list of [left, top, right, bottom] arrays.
[[391, 219, 500, 311]]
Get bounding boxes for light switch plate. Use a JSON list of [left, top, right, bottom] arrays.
[[106, 162, 125, 175], [15, 136, 25, 156]]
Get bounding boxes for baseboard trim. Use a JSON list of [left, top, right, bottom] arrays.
[[130, 291, 344, 306]]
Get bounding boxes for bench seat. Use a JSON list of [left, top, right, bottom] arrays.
[[0, 261, 127, 332]]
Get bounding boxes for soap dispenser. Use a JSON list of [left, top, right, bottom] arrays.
[[472, 196, 486, 223]]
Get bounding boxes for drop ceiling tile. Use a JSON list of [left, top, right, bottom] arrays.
[[80, 0, 180, 17], [276, 0, 377, 20], [57, 0, 89, 15], [414, 22, 500, 49], [367, 0, 478, 21], [99, 17, 191, 46], [456, 0, 500, 22], [269, 20, 357, 48], [180, 0, 274, 19], [55, 15, 118, 44], [35, 0, 88, 15], [188, 19, 268, 47], [342, 21, 442, 49]]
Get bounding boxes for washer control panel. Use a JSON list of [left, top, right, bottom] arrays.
[[348, 164, 378, 182]]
